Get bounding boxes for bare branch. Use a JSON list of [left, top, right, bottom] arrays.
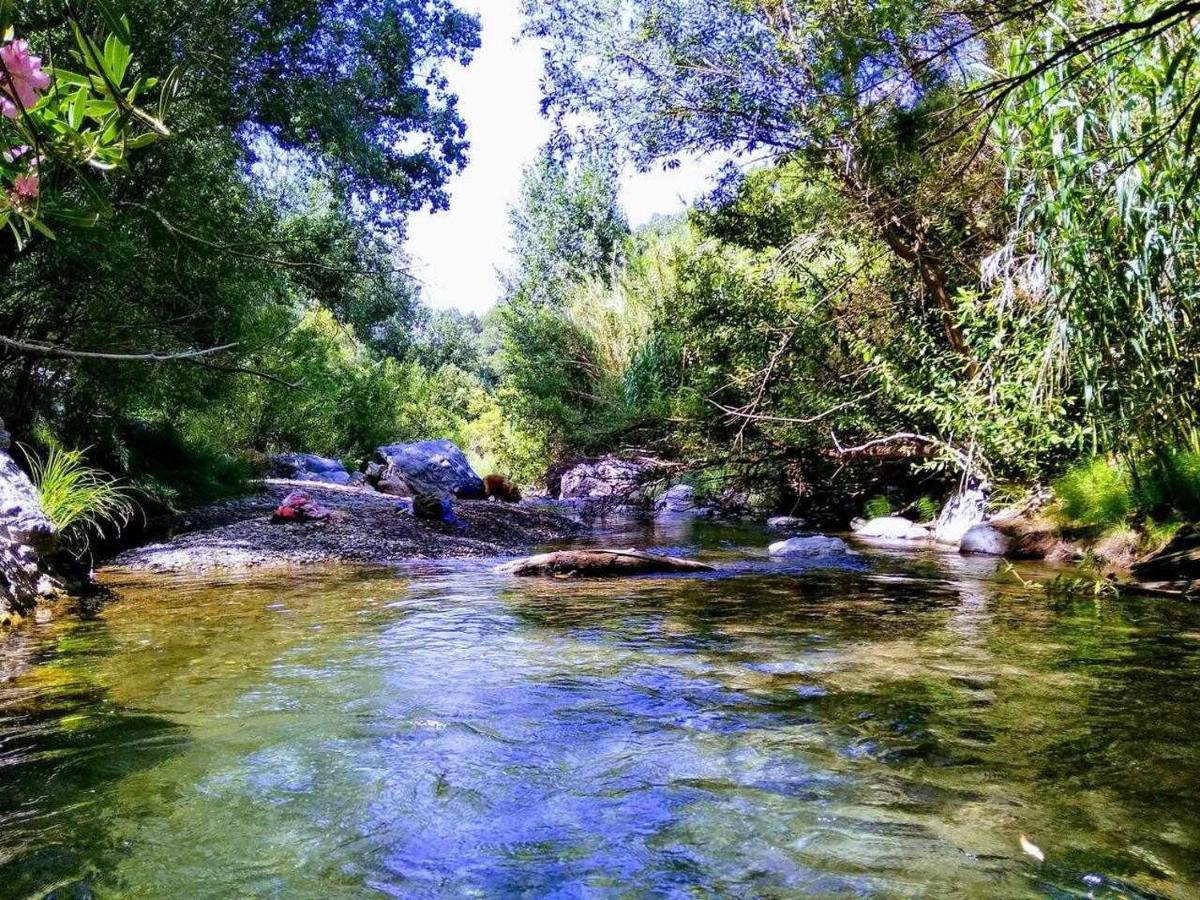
[[0, 334, 237, 361]]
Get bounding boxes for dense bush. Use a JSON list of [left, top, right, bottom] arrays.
[[1055, 459, 1133, 531]]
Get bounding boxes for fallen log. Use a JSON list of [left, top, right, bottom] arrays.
[[498, 548, 715, 578]]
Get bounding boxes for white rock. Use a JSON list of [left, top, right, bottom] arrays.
[[959, 523, 1012, 556], [934, 482, 988, 546], [855, 516, 929, 541], [769, 535, 849, 557]]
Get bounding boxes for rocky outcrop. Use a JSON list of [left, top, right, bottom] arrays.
[[933, 481, 988, 546], [270, 453, 352, 485], [654, 484, 696, 516], [0, 420, 56, 620], [768, 535, 850, 557], [1130, 526, 1200, 596], [499, 548, 714, 577], [372, 439, 484, 499], [558, 456, 662, 505]]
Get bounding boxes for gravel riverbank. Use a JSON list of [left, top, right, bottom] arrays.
[[107, 480, 582, 573]]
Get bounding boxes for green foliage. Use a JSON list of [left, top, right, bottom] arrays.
[[864, 495, 892, 520], [0, 3, 170, 244], [1151, 451, 1200, 522], [991, 0, 1200, 455], [20, 443, 135, 549], [912, 496, 940, 523], [1054, 459, 1133, 530]]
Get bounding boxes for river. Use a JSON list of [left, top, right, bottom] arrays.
[[1, 520, 1198, 898]]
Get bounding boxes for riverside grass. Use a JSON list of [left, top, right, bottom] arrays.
[[20, 444, 135, 551]]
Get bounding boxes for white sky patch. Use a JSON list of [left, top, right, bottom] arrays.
[[404, 0, 721, 314]]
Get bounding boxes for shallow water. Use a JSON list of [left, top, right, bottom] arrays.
[[1, 521, 1199, 898]]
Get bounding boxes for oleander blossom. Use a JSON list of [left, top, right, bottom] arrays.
[[0, 39, 51, 119], [7, 171, 39, 209]]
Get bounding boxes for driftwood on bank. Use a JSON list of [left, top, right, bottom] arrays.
[[498, 548, 715, 578]]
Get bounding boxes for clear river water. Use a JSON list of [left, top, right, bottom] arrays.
[[0, 519, 1198, 898]]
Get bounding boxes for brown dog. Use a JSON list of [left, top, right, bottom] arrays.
[[483, 474, 522, 503]]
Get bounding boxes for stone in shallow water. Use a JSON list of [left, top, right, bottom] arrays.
[[768, 535, 849, 557], [854, 516, 929, 542], [959, 523, 1012, 556], [499, 548, 714, 577]]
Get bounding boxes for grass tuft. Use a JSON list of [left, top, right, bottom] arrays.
[[20, 444, 136, 552]]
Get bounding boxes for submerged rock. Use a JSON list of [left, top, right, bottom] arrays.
[[373, 439, 484, 499], [768, 535, 850, 557], [499, 548, 714, 577], [959, 523, 1012, 556]]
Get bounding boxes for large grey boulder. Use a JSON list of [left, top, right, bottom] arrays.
[[0, 422, 56, 618], [854, 516, 930, 542], [959, 523, 1012, 556], [271, 453, 351, 486], [558, 456, 659, 503], [654, 484, 696, 515], [769, 535, 850, 557], [373, 439, 484, 499]]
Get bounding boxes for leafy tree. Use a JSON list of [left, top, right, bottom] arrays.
[[501, 147, 629, 308]]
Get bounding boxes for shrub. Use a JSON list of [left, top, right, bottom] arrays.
[[21, 444, 135, 552], [1054, 457, 1132, 530], [913, 496, 940, 523], [1149, 450, 1200, 521], [864, 495, 892, 519]]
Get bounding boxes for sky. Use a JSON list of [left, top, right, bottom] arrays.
[[403, 0, 720, 314]]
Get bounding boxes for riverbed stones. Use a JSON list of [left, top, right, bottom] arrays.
[[372, 439, 484, 499], [767, 515, 807, 531], [768, 535, 850, 557], [959, 523, 1012, 556]]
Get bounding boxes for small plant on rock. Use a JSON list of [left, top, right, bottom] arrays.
[[21, 444, 135, 554]]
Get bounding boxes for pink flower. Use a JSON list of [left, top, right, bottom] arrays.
[[9, 171, 39, 206], [0, 40, 51, 120]]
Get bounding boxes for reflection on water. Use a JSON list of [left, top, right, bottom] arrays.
[[0, 521, 1198, 898]]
